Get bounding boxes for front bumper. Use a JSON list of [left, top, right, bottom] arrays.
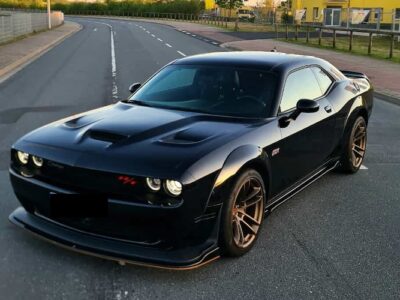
[[9, 168, 222, 269], [9, 207, 220, 269]]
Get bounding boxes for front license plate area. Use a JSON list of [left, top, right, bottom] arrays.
[[50, 193, 108, 217]]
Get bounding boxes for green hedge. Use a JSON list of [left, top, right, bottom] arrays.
[[0, 0, 204, 15]]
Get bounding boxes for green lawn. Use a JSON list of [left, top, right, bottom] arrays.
[[285, 31, 400, 63]]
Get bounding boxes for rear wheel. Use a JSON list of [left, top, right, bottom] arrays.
[[219, 170, 265, 257], [339, 116, 367, 173]]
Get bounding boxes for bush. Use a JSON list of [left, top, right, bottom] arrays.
[[49, 0, 203, 15]]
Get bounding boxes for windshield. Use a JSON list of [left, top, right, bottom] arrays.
[[130, 65, 277, 118]]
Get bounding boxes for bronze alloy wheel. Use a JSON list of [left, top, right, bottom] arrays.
[[351, 119, 367, 169], [231, 177, 264, 248], [338, 116, 368, 173]]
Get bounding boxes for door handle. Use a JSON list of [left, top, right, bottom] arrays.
[[324, 105, 332, 113]]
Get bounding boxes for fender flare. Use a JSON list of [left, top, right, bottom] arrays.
[[213, 144, 271, 190]]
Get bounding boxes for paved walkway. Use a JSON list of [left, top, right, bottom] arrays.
[[0, 21, 81, 82]]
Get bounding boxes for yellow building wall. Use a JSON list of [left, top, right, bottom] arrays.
[[292, 0, 398, 24], [205, 0, 216, 10]]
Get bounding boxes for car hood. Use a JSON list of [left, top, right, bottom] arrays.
[[13, 102, 264, 181]]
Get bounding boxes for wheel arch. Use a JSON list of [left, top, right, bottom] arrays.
[[212, 145, 271, 199]]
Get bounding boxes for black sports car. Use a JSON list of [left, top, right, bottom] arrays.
[[9, 52, 373, 269]]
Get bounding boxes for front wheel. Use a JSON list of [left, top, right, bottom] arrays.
[[339, 116, 367, 173], [219, 169, 266, 257]]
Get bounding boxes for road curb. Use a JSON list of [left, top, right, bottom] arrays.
[[374, 91, 400, 106], [0, 22, 82, 84]]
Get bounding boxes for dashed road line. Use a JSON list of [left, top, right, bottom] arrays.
[[177, 51, 186, 57], [151, 34, 155, 37], [157, 38, 163, 42], [360, 165, 368, 170], [165, 43, 172, 48]]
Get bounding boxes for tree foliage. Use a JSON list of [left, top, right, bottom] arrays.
[[214, 0, 243, 10], [0, 0, 203, 15]]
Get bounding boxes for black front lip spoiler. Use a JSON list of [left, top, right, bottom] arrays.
[[9, 207, 220, 270]]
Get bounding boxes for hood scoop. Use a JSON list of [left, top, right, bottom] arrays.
[[88, 130, 128, 143], [158, 128, 216, 145]]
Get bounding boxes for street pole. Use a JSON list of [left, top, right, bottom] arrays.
[[47, 0, 51, 29]]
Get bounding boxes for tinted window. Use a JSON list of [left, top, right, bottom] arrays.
[[131, 65, 277, 118], [150, 68, 196, 93], [311, 67, 333, 95], [280, 68, 322, 112]]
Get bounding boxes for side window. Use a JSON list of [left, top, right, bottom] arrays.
[[280, 68, 322, 112], [151, 68, 196, 93], [311, 67, 333, 95]]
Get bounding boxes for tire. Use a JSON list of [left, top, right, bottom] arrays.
[[338, 116, 367, 173], [219, 169, 266, 257]]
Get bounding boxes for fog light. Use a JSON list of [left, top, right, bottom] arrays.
[[146, 177, 161, 191], [32, 156, 44, 167], [164, 180, 182, 196], [17, 151, 29, 165]]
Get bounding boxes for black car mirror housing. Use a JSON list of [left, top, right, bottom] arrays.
[[129, 82, 141, 93], [279, 99, 319, 128]]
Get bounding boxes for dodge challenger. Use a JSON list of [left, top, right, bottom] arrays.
[[9, 52, 373, 269]]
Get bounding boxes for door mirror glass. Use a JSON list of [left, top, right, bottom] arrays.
[[129, 82, 141, 93]]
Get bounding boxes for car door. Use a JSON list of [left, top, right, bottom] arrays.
[[270, 66, 336, 195]]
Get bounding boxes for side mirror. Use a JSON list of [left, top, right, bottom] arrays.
[[129, 82, 141, 93], [279, 99, 319, 128], [296, 99, 319, 113]]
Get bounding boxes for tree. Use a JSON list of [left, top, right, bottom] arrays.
[[215, 0, 243, 18]]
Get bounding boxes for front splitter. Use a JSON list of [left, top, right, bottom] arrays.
[[9, 207, 220, 270]]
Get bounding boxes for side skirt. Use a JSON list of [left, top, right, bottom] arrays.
[[265, 160, 339, 213]]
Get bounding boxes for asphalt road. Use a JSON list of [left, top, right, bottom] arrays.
[[0, 17, 399, 300]]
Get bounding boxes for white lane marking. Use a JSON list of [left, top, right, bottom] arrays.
[[151, 34, 155, 37], [165, 43, 172, 48], [157, 38, 163, 42], [203, 39, 209, 42], [87, 21, 118, 100], [191, 34, 196, 37], [212, 41, 218, 45], [146, 31, 150, 34], [360, 165, 368, 170], [142, 28, 146, 31], [93, 28, 97, 32], [110, 29, 118, 100], [177, 51, 186, 57]]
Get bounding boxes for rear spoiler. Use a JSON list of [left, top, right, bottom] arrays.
[[340, 70, 369, 80]]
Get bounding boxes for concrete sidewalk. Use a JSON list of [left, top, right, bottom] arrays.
[[0, 21, 81, 83]]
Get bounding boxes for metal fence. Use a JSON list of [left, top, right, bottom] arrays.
[[0, 9, 64, 44]]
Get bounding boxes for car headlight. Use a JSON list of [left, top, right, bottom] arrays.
[[164, 180, 182, 196], [146, 177, 162, 191], [32, 156, 44, 167], [17, 151, 29, 165]]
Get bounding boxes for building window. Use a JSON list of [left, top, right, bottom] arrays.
[[313, 7, 319, 19], [396, 8, 400, 19], [374, 8, 382, 20]]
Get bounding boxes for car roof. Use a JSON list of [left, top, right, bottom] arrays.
[[173, 51, 325, 74]]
